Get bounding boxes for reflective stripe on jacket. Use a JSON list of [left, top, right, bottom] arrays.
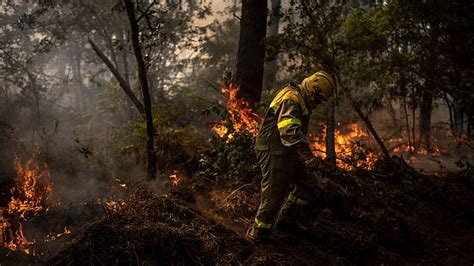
[[254, 83, 311, 155]]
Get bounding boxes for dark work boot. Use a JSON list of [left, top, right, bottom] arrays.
[[246, 226, 271, 242]]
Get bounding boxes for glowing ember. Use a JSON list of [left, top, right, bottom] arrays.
[[9, 154, 52, 219], [98, 198, 126, 213], [391, 142, 441, 156], [46, 227, 71, 241], [311, 123, 378, 170], [169, 171, 180, 186], [212, 85, 260, 140]]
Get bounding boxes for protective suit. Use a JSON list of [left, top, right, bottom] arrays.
[[247, 71, 336, 241]]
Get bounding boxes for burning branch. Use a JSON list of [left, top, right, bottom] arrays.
[[212, 85, 260, 140]]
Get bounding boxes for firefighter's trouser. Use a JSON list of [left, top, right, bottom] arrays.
[[254, 150, 318, 229]]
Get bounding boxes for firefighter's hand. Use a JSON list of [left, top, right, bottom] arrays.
[[304, 157, 318, 171]]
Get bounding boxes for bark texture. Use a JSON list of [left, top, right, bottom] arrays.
[[419, 89, 433, 150], [325, 98, 336, 165], [124, 0, 157, 179], [234, 0, 267, 105], [263, 0, 281, 90]]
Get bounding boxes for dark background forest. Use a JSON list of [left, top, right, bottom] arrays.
[[1, 0, 473, 264]]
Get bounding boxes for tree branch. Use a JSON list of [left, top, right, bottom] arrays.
[[88, 38, 145, 115], [136, 0, 157, 23], [334, 72, 393, 162]]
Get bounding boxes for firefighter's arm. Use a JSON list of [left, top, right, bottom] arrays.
[[276, 100, 317, 170]]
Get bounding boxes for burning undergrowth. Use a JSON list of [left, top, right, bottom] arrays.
[[0, 144, 135, 263], [211, 85, 260, 141], [48, 188, 250, 265], [1, 84, 471, 264], [1, 150, 52, 256]]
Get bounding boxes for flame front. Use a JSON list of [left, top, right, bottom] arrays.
[[0, 152, 53, 255], [310, 123, 378, 170], [9, 155, 52, 219], [212, 85, 260, 140], [210, 86, 445, 171]]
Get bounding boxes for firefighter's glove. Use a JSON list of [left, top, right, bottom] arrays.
[[304, 157, 318, 171], [296, 145, 318, 171]]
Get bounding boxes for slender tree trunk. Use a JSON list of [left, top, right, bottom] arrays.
[[71, 54, 82, 112], [411, 87, 417, 151], [403, 95, 413, 153], [120, 31, 131, 88], [419, 89, 433, 150], [325, 98, 336, 165], [263, 0, 281, 90], [234, 0, 267, 106], [444, 94, 455, 134], [124, 0, 157, 180], [76, 50, 89, 113], [453, 98, 464, 136]]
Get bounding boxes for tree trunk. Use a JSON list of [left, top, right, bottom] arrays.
[[403, 95, 413, 153], [263, 0, 281, 90], [325, 97, 336, 165], [453, 98, 464, 136], [124, 0, 157, 180], [234, 0, 267, 106], [419, 89, 433, 150], [75, 50, 88, 113], [411, 87, 417, 151]]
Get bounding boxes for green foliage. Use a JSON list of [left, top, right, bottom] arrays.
[[198, 131, 260, 182]]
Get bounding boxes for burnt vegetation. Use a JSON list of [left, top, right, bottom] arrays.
[[1, 0, 473, 265]]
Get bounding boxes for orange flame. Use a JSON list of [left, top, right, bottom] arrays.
[[212, 85, 260, 140], [5, 223, 35, 254], [97, 197, 126, 214], [46, 226, 71, 241], [169, 171, 180, 187], [0, 151, 52, 255], [9, 154, 52, 219], [310, 123, 378, 170]]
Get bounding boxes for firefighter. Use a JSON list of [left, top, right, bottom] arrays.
[[246, 71, 336, 241]]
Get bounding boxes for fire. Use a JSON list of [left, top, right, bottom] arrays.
[[310, 123, 378, 170], [0, 209, 10, 247], [9, 154, 52, 219], [0, 151, 52, 255], [169, 171, 180, 186], [46, 227, 71, 241], [98, 197, 126, 214], [5, 223, 35, 254], [1, 210, 35, 254], [212, 85, 260, 140]]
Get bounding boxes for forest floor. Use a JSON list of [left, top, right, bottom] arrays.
[[1, 155, 474, 265]]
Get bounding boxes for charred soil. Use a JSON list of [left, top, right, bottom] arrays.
[[37, 159, 474, 265]]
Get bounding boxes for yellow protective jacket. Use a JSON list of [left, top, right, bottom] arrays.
[[254, 83, 311, 155]]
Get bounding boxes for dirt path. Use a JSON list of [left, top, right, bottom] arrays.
[[195, 191, 248, 236]]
